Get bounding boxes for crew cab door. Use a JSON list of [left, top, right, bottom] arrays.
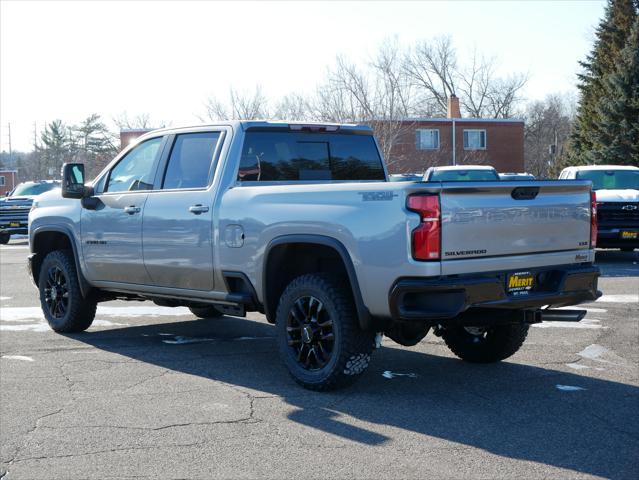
[[81, 136, 167, 284], [142, 130, 224, 291]]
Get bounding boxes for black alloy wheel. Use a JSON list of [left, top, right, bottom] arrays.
[[38, 249, 97, 333], [44, 266, 69, 319], [286, 295, 335, 370]]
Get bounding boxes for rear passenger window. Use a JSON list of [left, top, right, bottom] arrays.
[[162, 132, 221, 189], [238, 132, 385, 181]]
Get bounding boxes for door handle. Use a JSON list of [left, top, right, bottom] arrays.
[[123, 205, 141, 215], [189, 204, 209, 215]]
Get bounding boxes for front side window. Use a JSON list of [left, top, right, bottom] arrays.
[[106, 137, 163, 193], [238, 132, 385, 181], [162, 132, 221, 189], [416, 129, 439, 150], [463, 129, 486, 150]]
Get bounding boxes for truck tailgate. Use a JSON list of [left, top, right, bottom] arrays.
[[439, 181, 592, 264]]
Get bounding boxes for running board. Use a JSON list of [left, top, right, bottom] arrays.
[[540, 309, 587, 322]]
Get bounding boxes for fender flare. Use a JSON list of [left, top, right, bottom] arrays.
[[262, 234, 373, 331], [31, 225, 92, 298]]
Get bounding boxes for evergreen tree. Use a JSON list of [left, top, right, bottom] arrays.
[[569, 0, 637, 164], [72, 114, 118, 178], [38, 120, 72, 178], [595, 18, 639, 165]]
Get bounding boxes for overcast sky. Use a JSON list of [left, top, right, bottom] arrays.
[[1, 0, 606, 152]]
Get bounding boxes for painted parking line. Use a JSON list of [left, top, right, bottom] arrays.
[[596, 294, 639, 303]]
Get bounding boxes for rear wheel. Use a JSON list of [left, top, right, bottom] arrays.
[[189, 305, 224, 318], [38, 250, 96, 333], [276, 273, 375, 391], [442, 324, 529, 363], [0, 233, 10, 244]]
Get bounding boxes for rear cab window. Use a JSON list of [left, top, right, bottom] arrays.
[[237, 131, 386, 182]]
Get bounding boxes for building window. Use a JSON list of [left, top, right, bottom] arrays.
[[416, 129, 439, 150], [0, 176, 5, 186], [463, 129, 486, 150]]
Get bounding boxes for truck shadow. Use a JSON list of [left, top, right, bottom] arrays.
[[71, 316, 638, 479], [595, 249, 639, 277]]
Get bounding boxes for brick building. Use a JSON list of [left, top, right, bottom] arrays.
[[386, 95, 524, 174], [120, 129, 154, 150], [0, 170, 18, 196], [117, 96, 524, 174]]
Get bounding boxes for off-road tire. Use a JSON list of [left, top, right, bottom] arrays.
[[38, 249, 97, 333], [0, 233, 10, 244], [442, 324, 529, 363], [276, 273, 375, 391], [189, 306, 224, 318]]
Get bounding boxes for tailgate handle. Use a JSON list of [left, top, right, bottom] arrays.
[[511, 187, 539, 200]]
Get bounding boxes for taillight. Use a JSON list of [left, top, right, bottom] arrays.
[[407, 194, 440, 260], [591, 191, 597, 248]]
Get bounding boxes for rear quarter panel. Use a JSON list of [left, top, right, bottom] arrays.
[[217, 182, 439, 317]]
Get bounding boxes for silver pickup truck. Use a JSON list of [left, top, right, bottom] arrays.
[[28, 121, 600, 390]]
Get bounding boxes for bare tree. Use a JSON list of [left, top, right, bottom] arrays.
[[203, 86, 270, 120], [524, 94, 576, 178], [274, 93, 312, 121], [404, 36, 528, 118], [313, 39, 416, 169], [403, 36, 457, 116], [113, 112, 163, 130]]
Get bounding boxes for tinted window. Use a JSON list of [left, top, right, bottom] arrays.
[[107, 138, 162, 192], [429, 169, 499, 181], [576, 170, 639, 190], [238, 132, 385, 181], [163, 132, 221, 189]]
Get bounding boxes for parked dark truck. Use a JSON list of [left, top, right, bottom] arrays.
[[28, 122, 600, 390], [0, 181, 60, 244]]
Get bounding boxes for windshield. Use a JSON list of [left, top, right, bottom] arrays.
[[576, 170, 639, 190], [429, 169, 499, 182], [10, 182, 59, 197]]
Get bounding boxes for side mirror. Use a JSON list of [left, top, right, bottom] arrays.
[[61, 163, 88, 199]]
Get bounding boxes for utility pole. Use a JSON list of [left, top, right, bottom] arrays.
[[7, 123, 12, 164]]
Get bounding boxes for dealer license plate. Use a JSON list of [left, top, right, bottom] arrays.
[[621, 231, 638, 240], [507, 271, 535, 296]]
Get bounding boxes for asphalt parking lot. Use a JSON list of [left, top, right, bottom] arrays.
[[1, 238, 637, 479]]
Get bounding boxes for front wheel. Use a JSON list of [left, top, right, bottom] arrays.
[[276, 273, 375, 391], [38, 250, 97, 333], [0, 233, 10, 244], [442, 324, 529, 363]]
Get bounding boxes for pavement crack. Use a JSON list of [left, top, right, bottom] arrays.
[[12, 442, 206, 464]]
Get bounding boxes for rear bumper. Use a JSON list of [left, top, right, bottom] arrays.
[[389, 264, 600, 322]]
